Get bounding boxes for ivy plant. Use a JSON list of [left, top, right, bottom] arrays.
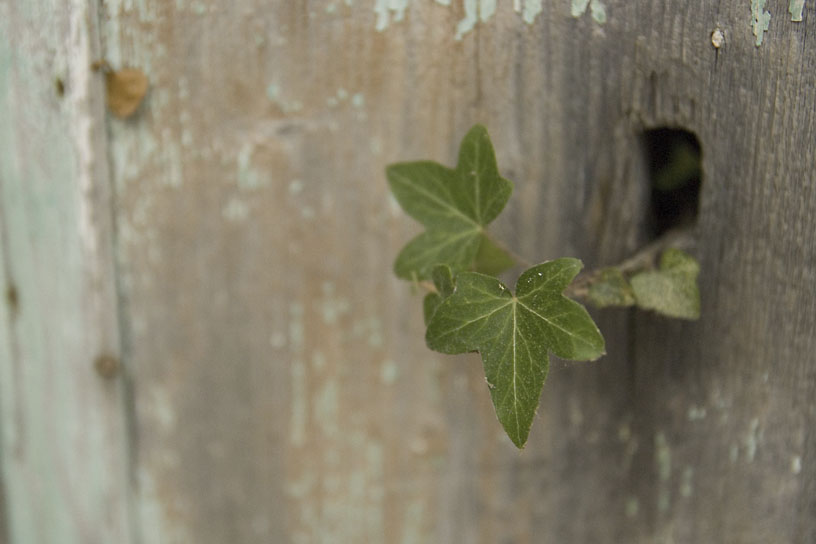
[[388, 125, 701, 448]]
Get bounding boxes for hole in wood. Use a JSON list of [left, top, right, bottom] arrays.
[[94, 354, 120, 379], [641, 128, 702, 238]]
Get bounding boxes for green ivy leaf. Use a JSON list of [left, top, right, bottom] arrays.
[[423, 293, 443, 325], [422, 265, 456, 325], [631, 249, 700, 320], [473, 235, 516, 276], [432, 264, 455, 297], [587, 268, 636, 308], [388, 125, 513, 280], [426, 258, 605, 448]]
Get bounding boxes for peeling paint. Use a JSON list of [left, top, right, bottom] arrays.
[[314, 379, 340, 437], [374, 0, 411, 31], [222, 197, 249, 222], [744, 418, 761, 462], [791, 455, 802, 474], [455, 0, 497, 40], [520, 0, 544, 23], [380, 359, 398, 384], [590, 0, 606, 24], [789, 0, 805, 21], [351, 93, 365, 108], [350, 316, 384, 347], [625, 497, 639, 518], [680, 466, 694, 498], [318, 282, 351, 325], [289, 179, 304, 195], [266, 82, 303, 113], [236, 142, 262, 190], [729, 443, 739, 463], [751, 0, 771, 46], [687, 405, 707, 421], [571, 0, 590, 17], [572, 0, 606, 24]]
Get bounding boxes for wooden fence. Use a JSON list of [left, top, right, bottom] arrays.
[[1, 1, 814, 542]]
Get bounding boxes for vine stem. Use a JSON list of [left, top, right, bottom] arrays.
[[483, 231, 533, 269], [564, 228, 695, 300], [413, 227, 694, 299]]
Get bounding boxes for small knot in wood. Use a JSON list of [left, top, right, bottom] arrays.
[[94, 354, 120, 379]]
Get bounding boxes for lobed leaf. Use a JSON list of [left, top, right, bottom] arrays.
[[587, 268, 636, 308], [631, 249, 700, 320], [423, 265, 457, 325], [387, 125, 513, 280], [473, 235, 516, 276], [426, 259, 605, 448]]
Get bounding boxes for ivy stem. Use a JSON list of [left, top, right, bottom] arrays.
[[564, 228, 695, 300], [413, 228, 693, 299], [484, 230, 533, 269]]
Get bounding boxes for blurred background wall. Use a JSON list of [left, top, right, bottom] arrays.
[[1, 1, 814, 542]]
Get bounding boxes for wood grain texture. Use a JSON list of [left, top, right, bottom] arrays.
[[0, 1, 133, 543], [2, 1, 815, 542]]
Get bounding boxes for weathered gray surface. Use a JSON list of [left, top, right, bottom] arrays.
[[0, 1, 133, 543], [1, 1, 814, 542]]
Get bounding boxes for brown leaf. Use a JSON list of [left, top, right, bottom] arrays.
[[105, 68, 148, 118]]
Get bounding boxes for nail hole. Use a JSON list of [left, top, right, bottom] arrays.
[[94, 354, 120, 379], [5, 284, 19, 317], [641, 128, 702, 238]]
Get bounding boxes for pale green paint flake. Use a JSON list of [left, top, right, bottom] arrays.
[[590, 0, 606, 23], [380, 359, 399, 385], [519, 0, 544, 23], [237, 142, 266, 190], [318, 282, 351, 325], [222, 197, 249, 222], [729, 443, 740, 463], [352, 92, 365, 108], [745, 417, 761, 462], [289, 179, 304, 195], [625, 497, 639, 518], [751, 0, 771, 46], [789, 0, 805, 21], [680, 466, 694, 498], [655, 432, 671, 482], [687, 405, 707, 421], [374, 0, 411, 31], [572, 0, 606, 24], [455, 0, 497, 40], [266, 82, 303, 113], [314, 379, 340, 438], [571, 0, 590, 16]]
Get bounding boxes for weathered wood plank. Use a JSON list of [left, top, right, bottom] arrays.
[[0, 2, 133, 543], [4, 1, 812, 542]]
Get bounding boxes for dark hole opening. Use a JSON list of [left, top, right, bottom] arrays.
[[641, 128, 702, 238]]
